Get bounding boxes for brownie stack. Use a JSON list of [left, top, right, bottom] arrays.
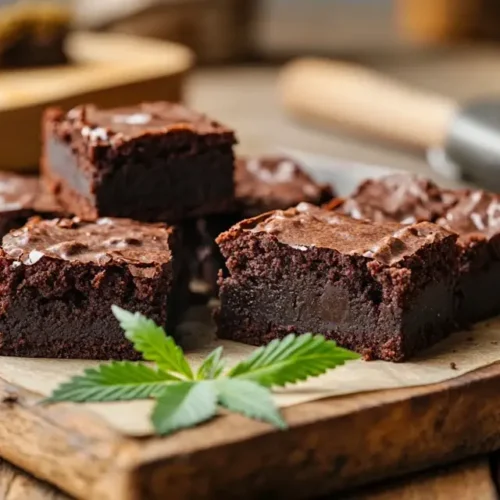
[[0, 100, 335, 360], [3, 98, 492, 364], [0, 101, 240, 359]]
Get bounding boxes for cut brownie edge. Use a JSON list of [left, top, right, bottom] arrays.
[[0, 257, 177, 359], [216, 277, 456, 362]]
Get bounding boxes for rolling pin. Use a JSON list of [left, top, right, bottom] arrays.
[[278, 58, 500, 190]]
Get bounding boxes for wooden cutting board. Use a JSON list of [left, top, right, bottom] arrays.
[[0, 31, 193, 172], [0, 362, 499, 499]]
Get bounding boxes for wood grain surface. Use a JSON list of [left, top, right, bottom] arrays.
[[350, 458, 498, 500], [0, 460, 69, 500], [0, 455, 496, 500], [1, 361, 500, 499]]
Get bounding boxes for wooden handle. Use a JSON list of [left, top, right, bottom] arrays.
[[278, 58, 458, 150]]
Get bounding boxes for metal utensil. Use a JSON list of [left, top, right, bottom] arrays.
[[279, 58, 500, 191]]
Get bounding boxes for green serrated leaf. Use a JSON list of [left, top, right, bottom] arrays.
[[217, 379, 286, 429], [45, 361, 176, 403], [112, 306, 193, 380], [196, 346, 225, 380], [228, 334, 359, 387], [151, 381, 218, 435]]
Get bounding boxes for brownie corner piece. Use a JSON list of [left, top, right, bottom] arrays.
[[41, 102, 237, 222], [0, 217, 186, 359], [215, 203, 459, 362]]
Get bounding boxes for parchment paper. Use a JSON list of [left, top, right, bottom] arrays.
[[0, 305, 499, 436]]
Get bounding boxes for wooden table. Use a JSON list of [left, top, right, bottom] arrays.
[[5, 47, 500, 498], [1, 455, 496, 499], [189, 53, 500, 499]]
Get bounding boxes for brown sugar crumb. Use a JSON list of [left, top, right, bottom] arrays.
[[450, 362, 458, 370]]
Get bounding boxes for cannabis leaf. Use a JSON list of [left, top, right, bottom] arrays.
[[152, 381, 218, 435], [196, 346, 225, 380], [46, 308, 360, 435], [228, 333, 359, 387], [45, 361, 176, 402], [112, 305, 193, 380], [217, 379, 286, 429]]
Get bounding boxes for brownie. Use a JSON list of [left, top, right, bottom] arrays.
[[0, 171, 63, 239], [234, 156, 333, 217], [436, 190, 500, 324], [0, 217, 185, 359], [333, 174, 500, 325], [333, 174, 458, 224], [0, 4, 69, 68], [42, 102, 237, 222], [215, 203, 459, 362], [187, 156, 335, 294]]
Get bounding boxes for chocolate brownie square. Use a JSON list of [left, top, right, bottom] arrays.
[[42, 102, 237, 222], [333, 174, 500, 325], [0, 217, 185, 359], [215, 203, 459, 362], [436, 190, 500, 324], [186, 156, 335, 294], [0, 171, 63, 238]]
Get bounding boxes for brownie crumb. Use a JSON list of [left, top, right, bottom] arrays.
[[450, 362, 458, 370]]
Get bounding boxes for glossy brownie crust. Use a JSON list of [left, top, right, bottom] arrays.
[[234, 156, 333, 217], [333, 174, 458, 224], [333, 174, 500, 324], [0, 217, 185, 359], [42, 102, 237, 222], [216, 204, 459, 362], [437, 190, 500, 324]]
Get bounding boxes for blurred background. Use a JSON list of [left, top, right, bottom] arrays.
[[3, 0, 500, 186]]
